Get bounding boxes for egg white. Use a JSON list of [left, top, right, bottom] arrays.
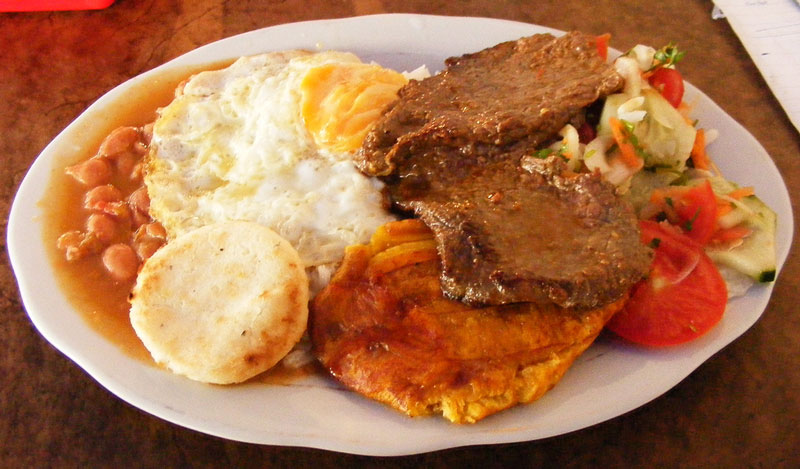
[[146, 50, 400, 279]]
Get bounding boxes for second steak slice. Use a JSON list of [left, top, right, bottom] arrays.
[[414, 156, 652, 309]]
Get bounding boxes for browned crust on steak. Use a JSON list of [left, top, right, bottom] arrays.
[[419, 156, 653, 308], [356, 31, 623, 177], [354, 31, 649, 309]]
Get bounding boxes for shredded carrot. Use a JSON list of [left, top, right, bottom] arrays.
[[649, 187, 670, 205], [648, 186, 684, 224], [690, 128, 711, 170], [716, 201, 735, 218], [726, 186, 755, 200], [677, 102, 695, 125], [710, 225, 752, 244], [714, 187, 754, 219], [608, 117, 643, 168], [712, 187, 754, 222]]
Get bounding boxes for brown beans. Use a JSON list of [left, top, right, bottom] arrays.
[[65, 157, 112, 187], [97, 126, 140, 158], [134, 238, 164, 261], [130, 162, 144, 183], [86, 213, 117, 243], [128, 186, 150, 214], [128, 187, 150, 228], [84, 184, 122, 210], [132, 141, 148, 156], [141, 123, 154, 144], [115, 152, 139, 181], [102, 244, 140, 281], [84, 184, 131, 221], [130, 208, 148, 228], [57, 230, 102, 261], [59, 124, 160, 283], [133, 222, 167, 260], [139, 222, 167, 239], [56, 231, 86, 260]]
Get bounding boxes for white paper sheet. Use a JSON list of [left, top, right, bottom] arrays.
[[712, 0, 800, 132]]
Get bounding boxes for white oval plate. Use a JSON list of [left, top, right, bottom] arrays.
[[7, 14, 793, 456]]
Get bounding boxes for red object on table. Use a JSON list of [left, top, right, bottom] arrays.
[[0, 0, 114, 11]]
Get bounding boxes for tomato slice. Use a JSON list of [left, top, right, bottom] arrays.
[[648, 180, 718, 245], [577, 121, 596, 144], [606, 220, 727, 346], [648, 67, 684, 108]]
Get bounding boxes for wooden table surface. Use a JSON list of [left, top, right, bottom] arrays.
[[2, 0, 798, 467]]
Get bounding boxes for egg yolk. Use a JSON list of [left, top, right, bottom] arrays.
[[300, 63, 408, 154]]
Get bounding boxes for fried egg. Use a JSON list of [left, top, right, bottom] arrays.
[[145, 50, 412, 290]]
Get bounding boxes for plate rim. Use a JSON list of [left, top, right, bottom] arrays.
[[7, 13, 794, 456]]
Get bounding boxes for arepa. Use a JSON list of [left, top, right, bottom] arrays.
[[129, 221, 309, 384]]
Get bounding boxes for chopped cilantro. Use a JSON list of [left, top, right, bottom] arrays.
[[648, 42, 686, 71], [649, 238, 662, 249], [670, 173, 690, 186], [531, 144, 569, 161], [557, 143, 569, 160], [532, 148, 555, 159], [617, 119, 653, 163], [684, 208, 700, 232], [622, 120, 636, 134]]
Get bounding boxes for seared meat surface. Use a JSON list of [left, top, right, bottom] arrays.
[[356, 31, 623, 177], [310, 220, 626, 423], [413, 156, 652, 308], [357, 31, 649, 308]]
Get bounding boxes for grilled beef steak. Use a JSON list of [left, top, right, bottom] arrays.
[[357, 31, 623, 177], [412, 156, 652, 308], [357, 31, 651, 308]]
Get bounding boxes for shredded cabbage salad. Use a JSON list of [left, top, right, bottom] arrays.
[[542, 42, 777, 298]]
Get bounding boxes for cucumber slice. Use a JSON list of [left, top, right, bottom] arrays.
[[706, 195, 777, 283]]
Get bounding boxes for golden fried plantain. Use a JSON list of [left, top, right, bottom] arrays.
[[310, 219, 625, 423]]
